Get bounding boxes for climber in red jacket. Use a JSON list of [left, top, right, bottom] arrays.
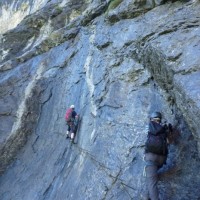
[[65, 105, 79, 141]]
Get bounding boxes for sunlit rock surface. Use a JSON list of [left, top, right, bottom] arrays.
[[0, 0, 200, 199]]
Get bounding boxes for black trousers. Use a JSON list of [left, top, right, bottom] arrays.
[[144, 152, 167, 200]]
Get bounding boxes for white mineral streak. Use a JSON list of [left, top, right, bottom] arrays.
[[83, 27, 97, 117], [9, 62, 46, 137], [83, 27, 98, 141]]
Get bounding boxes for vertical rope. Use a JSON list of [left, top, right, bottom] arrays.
[[149, 78, 161, 114]]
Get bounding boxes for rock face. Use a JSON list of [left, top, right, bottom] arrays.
[[0, 0, 200, 199], [0, 0, 52, 34]]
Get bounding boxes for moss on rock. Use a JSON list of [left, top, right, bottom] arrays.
[[106, 0, 123, 14]]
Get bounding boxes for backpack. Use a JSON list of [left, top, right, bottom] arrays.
[[65, 108, 73, 122], [145, 122, 168, 155], [145, 133, 167, 155]]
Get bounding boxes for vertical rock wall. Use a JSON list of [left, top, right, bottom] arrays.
[[0, 0, 200, 199]]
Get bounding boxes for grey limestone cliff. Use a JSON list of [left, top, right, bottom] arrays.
[[0, 0, 200, 199]]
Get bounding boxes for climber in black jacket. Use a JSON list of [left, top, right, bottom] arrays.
[[144, 111, 173, 200]]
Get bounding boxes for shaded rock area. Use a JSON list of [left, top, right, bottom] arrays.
[[0, 0, 200, 199]]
